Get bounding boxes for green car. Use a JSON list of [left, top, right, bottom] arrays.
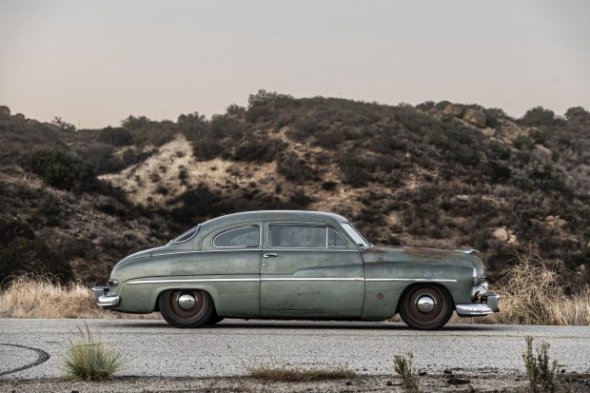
[[93, 210, 499, 330]]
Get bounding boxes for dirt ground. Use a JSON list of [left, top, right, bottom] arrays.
[[2, 373, 589, 393]]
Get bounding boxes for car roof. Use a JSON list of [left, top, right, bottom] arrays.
[[201, 210, 349, 230]]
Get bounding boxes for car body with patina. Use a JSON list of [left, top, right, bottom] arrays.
[[93, 210, 499, 330]]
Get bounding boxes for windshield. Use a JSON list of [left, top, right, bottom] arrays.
[[341, 223, 370, 248], [170, 224, 200, 243]]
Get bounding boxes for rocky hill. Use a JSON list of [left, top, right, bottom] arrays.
[[1, 92, 589, 289]]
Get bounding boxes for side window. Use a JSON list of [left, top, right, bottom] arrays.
[[268, 225, 326, 248], [213, 226, 260, 248], [328, 228, 348, 248]]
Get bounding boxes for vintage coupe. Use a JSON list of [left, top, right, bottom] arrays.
[[93, 210, 499, 330]]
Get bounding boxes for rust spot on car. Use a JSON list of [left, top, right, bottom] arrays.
[[376, 292, 385, 301], [403, 247, 455, 260]]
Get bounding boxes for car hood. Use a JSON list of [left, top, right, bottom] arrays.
[[362, 245, 485, 275]]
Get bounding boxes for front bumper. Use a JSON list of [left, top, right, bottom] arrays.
[[92, 286, 120, 308], [455, 292, 500, 317]]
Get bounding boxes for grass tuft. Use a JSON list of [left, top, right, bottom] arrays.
[[393, 353, 421, 393], [64, 324, 123, 381], [248, 364, 356, 382]]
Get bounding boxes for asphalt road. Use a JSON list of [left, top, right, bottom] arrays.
[[1, 319, 589, 380]]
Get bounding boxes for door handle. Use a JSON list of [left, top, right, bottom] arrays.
[[263, 253, 278, 258]]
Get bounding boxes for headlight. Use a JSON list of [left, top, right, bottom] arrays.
[[107, 279, 119, 287]]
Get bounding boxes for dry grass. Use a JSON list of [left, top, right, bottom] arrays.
[[393, 353, 421, 393], [0, 275, 103, 318], [487, 254, 590, 325], [0, 275, 160, 319], [248, 364, 356, 382]]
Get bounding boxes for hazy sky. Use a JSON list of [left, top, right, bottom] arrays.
[[1, 0, 589, 129]]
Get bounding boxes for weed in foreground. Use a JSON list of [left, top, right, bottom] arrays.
[[523, 336, 564, 393], [64, 324, 123, 381], [248, 363, 356, 382], [393, 353, 421, 393]]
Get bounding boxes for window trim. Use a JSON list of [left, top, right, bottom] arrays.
[[211, 224, 261, 249]]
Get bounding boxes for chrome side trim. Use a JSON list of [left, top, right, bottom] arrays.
[[127, 277, 365, 285], [127, 278, 260, 285], [263, 277, 364, 282], [127, 277, 455, 285], [97, 295, 120, 308], [365, 278, 457, 283]]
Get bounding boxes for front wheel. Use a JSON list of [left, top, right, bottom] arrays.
[[159, 289, 213, 328], [399, 285, 453, 330]]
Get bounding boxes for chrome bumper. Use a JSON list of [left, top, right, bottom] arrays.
[[92, 286, 120, 308], [456, 293, 500, 317]]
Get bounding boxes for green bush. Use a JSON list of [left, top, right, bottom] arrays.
[[520, 106, 562, 127], [98, 127, 133, 146], [25, 147, 98, 192]]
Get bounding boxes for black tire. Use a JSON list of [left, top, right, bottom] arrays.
[[207, 314, 225, 325], [158, 289, 214, 328], [399, 284, 453, 330]]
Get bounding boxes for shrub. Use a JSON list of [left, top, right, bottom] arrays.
[[491, 253, 590, 325], [233, 138, 283, 162], [64, 325, 123, 381], [98, 127, 133, 146], [519, 106, 562, 127], [210, 114, 249, 139], [0, 238, 74, 286], [336, 151, 374, 187], [564, 106, 590, 122], [523, 336, 560, 393], [193, 138, 223, 161], [25, 147, 98, 192], [121, 115, 150, 130], [177, 112, 208, 140], [277, 152, 315, 182], [514, 135, 535, 150]]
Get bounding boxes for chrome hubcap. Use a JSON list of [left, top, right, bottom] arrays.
[[416, 295, 436, 313], [177, 293, 197, 310]]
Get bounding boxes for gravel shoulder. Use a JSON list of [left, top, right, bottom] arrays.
[[3, 373, 590, 393]]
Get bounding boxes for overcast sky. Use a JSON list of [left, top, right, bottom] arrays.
[[1, 0, 589, 129]]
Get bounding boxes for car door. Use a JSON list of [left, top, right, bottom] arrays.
[[188, 223, 262, 317], [260, 222, 365, 318]]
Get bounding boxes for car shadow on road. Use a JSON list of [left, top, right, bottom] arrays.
[[111, 319, 512, 332]]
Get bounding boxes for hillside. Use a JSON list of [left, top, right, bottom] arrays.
[[0, 92, 589, 288]]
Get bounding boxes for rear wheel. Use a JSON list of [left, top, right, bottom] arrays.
[[158, 289, 213, 328], [399, 284, 453, 330]]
